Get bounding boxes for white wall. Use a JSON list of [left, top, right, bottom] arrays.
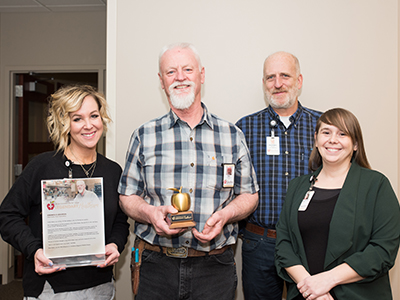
[[108, 0, 399, 299]]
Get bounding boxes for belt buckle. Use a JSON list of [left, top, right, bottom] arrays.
[[166, 246, 188, 258]]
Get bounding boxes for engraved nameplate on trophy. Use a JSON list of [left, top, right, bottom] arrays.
[[168, 187, 196, 229]]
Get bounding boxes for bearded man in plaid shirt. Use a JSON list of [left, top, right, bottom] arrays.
[[119, 43, 259, 300]]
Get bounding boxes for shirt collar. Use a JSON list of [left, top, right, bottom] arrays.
[[266, 101, 305, 127], [167, 102, 213, 129]]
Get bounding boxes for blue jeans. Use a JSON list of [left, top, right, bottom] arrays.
[[136, 247, 237, 300], [241, 228, 283, 300]]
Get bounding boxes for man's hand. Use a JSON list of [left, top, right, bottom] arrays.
[[120, 195, 186, 236], [191, 211, 226, 243], [150, 205, 187, 236], [192, 193, 258, 244]]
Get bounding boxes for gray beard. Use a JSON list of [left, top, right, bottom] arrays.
[[265, 87, 298, 109], [267, 95, 296, 109]]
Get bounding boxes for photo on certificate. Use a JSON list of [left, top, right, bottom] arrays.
[[41, 177, 105, 268]]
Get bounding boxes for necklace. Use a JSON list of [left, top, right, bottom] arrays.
[[69, 146, 97, 178]]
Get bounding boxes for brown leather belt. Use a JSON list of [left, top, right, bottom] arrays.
[[246, 222, 276, 239], [137, 238, 230, 258]]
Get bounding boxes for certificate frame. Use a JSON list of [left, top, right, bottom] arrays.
[[41, 177, 105, 268]]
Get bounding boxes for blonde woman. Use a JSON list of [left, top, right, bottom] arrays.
[[0, 85, 129, 299]]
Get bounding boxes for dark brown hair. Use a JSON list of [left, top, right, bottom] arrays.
[[309, 108, 371, 171]]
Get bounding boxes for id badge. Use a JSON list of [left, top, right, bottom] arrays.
[[267, 136, 280, 155], [222, 163, 235, 188], [298, 191, 314, 211]]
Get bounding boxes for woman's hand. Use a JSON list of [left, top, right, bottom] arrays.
[[298, 263, 364, 299], [97, 243, 120, 268], [314, 293, 334, 300], [298, 271, 335, 299], [34, 249, 65, 275]]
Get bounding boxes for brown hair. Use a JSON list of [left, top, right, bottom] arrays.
[[309, 108, 371, 171], [47, 84, 111, 153]]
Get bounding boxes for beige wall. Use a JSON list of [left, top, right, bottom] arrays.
[[108, 0, 399, 299], [0, 10, 106, 283], [0, 0, 398, 299]]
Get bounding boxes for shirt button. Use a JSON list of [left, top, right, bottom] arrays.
[[190, 137, 193, 141], [190, 163, 194, 167], [285, 151, 289, 155], [285, 132, 288, 135], [185, 240, 190, 244], [189, 188, 193, 193], [285, 172, 289, 176]]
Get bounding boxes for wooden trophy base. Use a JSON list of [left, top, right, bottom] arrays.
[[169, 211, 196, 229]]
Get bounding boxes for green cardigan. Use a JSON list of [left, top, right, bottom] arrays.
[[275, 162, 400, 300]]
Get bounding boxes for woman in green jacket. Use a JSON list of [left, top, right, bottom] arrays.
[[275, 108, 400, 300]]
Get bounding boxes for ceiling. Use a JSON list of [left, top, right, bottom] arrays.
[[0, 0, 106, 13]]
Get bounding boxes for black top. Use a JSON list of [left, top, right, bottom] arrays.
[[295, 187, 340, 300], [0, 151, 130, 297], [298, 187, 340, 274]]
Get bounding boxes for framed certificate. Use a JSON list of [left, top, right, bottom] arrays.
[[41, 178, 105, 268]]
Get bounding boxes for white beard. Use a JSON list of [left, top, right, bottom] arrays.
[[169, 81, 195, 110]]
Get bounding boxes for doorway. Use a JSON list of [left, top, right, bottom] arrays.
[[11, 71, 101, 278]]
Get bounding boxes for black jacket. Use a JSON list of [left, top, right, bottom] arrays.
[[0, 151, 130, 297]]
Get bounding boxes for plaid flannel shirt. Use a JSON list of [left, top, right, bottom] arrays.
[[119, 103, 259, 251], [236, 102, 322, 227]]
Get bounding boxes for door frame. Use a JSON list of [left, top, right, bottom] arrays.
[[0, 65, 106, 284]]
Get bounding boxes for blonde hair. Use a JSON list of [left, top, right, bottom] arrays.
[[47, 85, 111, 153]]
